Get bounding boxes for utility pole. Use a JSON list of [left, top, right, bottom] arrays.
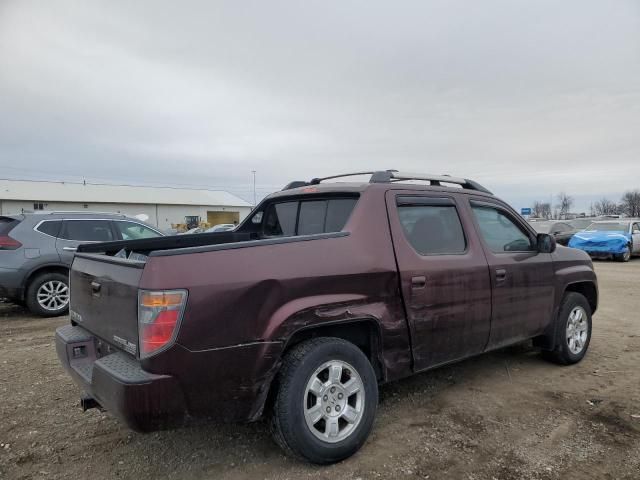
[[252, 170, 257, 206]]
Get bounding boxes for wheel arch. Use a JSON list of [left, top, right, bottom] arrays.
[[253, 317, 386, 422], [564, 281, 598, 314], [22, 263, 70, 295], [283, 318, 386, 381]]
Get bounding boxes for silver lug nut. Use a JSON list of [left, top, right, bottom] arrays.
[[335, 405, 341, 412]]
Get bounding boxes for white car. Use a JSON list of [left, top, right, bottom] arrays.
[[205, 223, 236, 233]]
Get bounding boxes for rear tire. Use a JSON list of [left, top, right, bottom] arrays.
[[542, 292, 592, 365], [270, 337, 378, 464], [25, 272, 70, 317]]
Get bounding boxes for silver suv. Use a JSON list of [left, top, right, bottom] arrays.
[[0, 212, 163, 316]]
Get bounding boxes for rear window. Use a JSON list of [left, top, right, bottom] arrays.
[[59, 220, 115, 241], [263, 198, 357, 237], [35, 220, 62, 237], [0, 217, 20, 235]]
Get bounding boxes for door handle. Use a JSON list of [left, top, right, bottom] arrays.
[[411, 276, 427, 288], [63, 247, 77, 252], [495, 268, 507, 283], [90, 281, 101, 297]]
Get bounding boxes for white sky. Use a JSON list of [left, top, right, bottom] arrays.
[[1, 0, 639, 211]]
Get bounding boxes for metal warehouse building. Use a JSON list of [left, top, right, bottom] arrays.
[[0, 179, 254, 230]]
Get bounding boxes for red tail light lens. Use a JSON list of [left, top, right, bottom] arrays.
[[0, 235, 21, 250], [138, 290, 187, 358]]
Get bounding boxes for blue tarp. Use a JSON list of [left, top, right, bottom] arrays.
[[568, 230, 631, 255]]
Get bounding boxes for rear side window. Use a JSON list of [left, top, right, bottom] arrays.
[[36, 220, 62, 237], [59, 220, 115, 242], [471, 205, 534, 252], [0, 217, 20, 235], [263, 198, 357, 237], [398, 204, 466, 255], [264, 202, 298, 236]]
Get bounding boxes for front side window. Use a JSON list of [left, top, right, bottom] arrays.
[[59, 220, 114, 242], [262, 198, 357, 237], [115, 221, 161, 240], [397, 204, 466, 255], [472, 205, 534, 253]]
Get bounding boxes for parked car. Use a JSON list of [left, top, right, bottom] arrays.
[[568, 218, 595, 231], [0, 212, 163, 316], [178, 227, 204, 235], [205, 223, 236, 233], [56, 171, 597, 464], [569, 219, 640, 262], [529, 220, 576, 246]]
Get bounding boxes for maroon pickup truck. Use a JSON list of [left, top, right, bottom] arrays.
[[56, 171, 597, 464]]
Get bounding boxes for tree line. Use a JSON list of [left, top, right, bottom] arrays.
[[531, 190, 640, 220]]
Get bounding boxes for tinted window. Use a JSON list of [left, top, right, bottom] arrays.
[[263, 198, 357, 237], [398, 205, 466, 255], [472, 205, 533, 252], [36, 220, 62, 237], [298, 201, 327, 235], [0, 217, 20, 235], [115, 221, 161, 240], [264, 202, 298, 236], [325, 198, 358, 232], [60, 220, 115, 241]]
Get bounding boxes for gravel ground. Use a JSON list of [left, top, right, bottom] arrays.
[[1, 261, 639, 479]]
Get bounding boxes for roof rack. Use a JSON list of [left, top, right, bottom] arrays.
[[31, 210, 127, 216], [282, 170, 492, 194]]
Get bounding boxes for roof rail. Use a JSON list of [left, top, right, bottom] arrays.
[[282, 170, 492, 194], [31, 210, 126, 216]]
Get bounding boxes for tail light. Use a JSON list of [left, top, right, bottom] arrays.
[[0, 236, 22, 250], [138, 290, 188, 358]]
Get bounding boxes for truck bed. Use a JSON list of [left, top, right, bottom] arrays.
[[77, 231, 254, 257]]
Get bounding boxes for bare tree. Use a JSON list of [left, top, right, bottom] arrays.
[[620, 190, 640, 217], [593, 197, 619, 216], [556, 192, 574, 220], [532, 201, 552, 219]]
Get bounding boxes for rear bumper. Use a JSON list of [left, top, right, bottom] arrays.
[[55, 325, 188, 432], [0, 267, 24, 300], [55, 324, 285, 431]]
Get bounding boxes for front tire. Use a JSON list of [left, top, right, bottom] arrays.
[[25, 272, 70, 317], [543, 292, 592, 365], [615, 247, 631, 262], [270, 337, 378, 464]]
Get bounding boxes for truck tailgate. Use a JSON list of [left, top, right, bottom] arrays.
[[69, 253, 144, 356]]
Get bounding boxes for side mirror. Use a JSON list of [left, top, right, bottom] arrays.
[[537, 233, 557, 253]]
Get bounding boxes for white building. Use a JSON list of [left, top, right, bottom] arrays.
[[0, 179, 254, 230]]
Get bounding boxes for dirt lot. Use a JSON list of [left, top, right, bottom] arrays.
[[1, 261, 639, 480]]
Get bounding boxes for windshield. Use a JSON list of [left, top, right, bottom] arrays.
[[569, 219, 593, 230], [531, 222, 552, 233], [586, 222, 629, 232]]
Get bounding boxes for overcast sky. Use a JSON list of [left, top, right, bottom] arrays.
[[1, 1, 639, 211]]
